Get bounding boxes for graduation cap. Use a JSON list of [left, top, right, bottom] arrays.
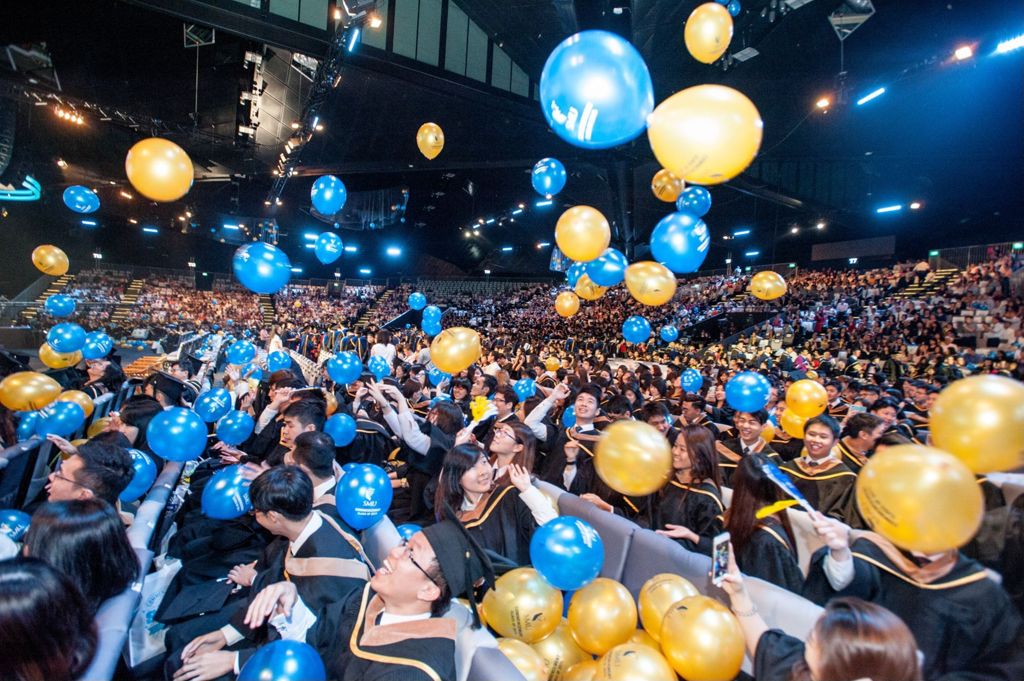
[[421, 505, 495, 629], [144, 371, 197, 406]]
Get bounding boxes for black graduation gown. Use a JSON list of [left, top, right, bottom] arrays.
[[834, 438, 869, 475], [688, 413, 722, 443], [459, 484, 537, 566], [768, 432, 804, 462], [715, 436, 780, 487], [338, 419, 395, 467], [779, 458, 862, 527], [752, 629, 806, 681], [736, 518, 804, 595], [650, 480, 724, 555], [474, 413, 522, 451]]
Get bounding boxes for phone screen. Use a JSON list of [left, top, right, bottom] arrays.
[[711, 532, 730, 586]]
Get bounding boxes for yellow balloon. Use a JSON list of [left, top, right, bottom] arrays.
[[482, 568, 563, 643], [416, 122, 445, 160], [628, 630, 660, 651], [856, 445, 983, 553], [0, 371, 63, 412], [497, 638, 548, 681], [806, 370, 819, 379], [647, 84, 764, 185], [567, 578, 637, 656], [70, 438, 88, 448], [325, 390, 338, 416], [124, 137, 194, 202], [930, 375, 1024, 473], [564, 660, 599, 681], [651, 168, 684, 202], [786, 379, 828, 419], [87, 417, 112, 439], [760, 421, 776, 443], [624, 262, 677, 307], [39, 343, 82, 370], [555, 207, 611, 263], [32, 245, 69, 276], [638, 573, 699, 642], [750, 270, 787, 301], [780, 409, 808, 438], [595, 643, 676, 681], [555, 291, 581, 318], [545, 356, 562, 372], [58, 390, 94, 418], [429, 326, 482, 375], [660, 596, 744, 681], [684, 2, 734, 64], [574, 275, 608, 302], [531, 622, 591, 681], [595, 420, 672, 496]]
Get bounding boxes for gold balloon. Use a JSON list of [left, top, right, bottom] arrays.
[[628, 630, 660, 651], [324, 390, 338, 416], [651, 168, 684, 202], [856, 445, 983, 553], [595, 420, 672, 496], [124, 137, 194, 202], [0, 371, 63, 412], [684, 2, 734, 64], [624, 262, 677, 307], [87, 417, 112, 439], [780, 409, 808, 438], [750, 270, 787, 301], [70, 438, 88, 448], [429, 326, 482, 375], [58, 390, 94, 418], [567, 578, 637, 656], [32, 245, 69, 276], [786, 379, 828, 419], [930, 375, 1024, 473], [638, 573, 699, 642], [595, 643, 676, 681], [39, 343, 82, 370], [555, 291, 581, 318], [574, 275, 608, 302], [647, 84, 764, 186], [416, 122, 445, 160], [531, 622, 591, 681], [660, 596, 744, 681], [545, 356, 562, 372], [564, 660, 599, 681], [555, 206, 611, 263], [482, 568, 563, 643], [497, 638, 548, 681], [760, 421, 776, 443]]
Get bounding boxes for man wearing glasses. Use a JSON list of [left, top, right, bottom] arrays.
[[45, 440, 134, 506]]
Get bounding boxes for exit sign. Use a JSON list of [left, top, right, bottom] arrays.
[[929, 250, 939, 256]]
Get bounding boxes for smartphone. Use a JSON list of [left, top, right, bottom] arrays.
[[711, 532, 731, 587]]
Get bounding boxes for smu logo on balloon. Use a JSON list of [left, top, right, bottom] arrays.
[[576, 520, 600, 548]]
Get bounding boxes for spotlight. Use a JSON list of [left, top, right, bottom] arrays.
[[954, 45, 973, 61], [56, 158, 68, 168], [501, 246, 513, 252], [856, 87, 886, 106], [815, 97, 830, 109], [368, 13, 383, 28], [359, 267, 372, 275], [290, 121, 301, 129], [816, 221, 826, 229], [315, 124, 324, 132], [333, 8, 343, 20], [275, 198, 283, 206], [910, 201, 922, 210], [128, 218, 138, 224], [483, 269, 491, 275], [745, 250, 760, 257], [187, 260, 196, 268], [535, 199, 553, 207], [334, 270, 341, 279], [536, 241, 551, 248], [81, 219, 97, 227], [344, 245, 358, 252], [386, 246, 402, 257], [290, 267, 303, 273], [996, 35, 1024, 54], [876, 204, 903, 214], [142, 226, 159, 234], [348, 28, 361, 52], [120, 191, 133, 199], [790, 226, 799, 234], [733, 229, 751, 237], [93, 251, 103, 260]]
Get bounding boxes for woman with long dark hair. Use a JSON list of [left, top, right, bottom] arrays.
[[653, 425, 724, 555], [81, 356, 125, 400], [488, 421, 537, 487]]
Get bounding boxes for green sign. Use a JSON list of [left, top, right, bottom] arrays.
[[929, 250, 939, 256]]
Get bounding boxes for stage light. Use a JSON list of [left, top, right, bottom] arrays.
[[722, 235, 731, 240], [857, 87, 886, 106], [485, 218, 495, 224], [954, 45, 973, 61], [128, 218, 138, 224], [142, 226, 159, 234], [512, 208, 524, 215], [304, 243, 315, 249], [348, 28, 361, 52], [518, 203, 525, 209], [535, 199, 553, 207], [223, 223, 240, 230], [789, 263, 797, 268], [93, 251, 103, 260], [120, 191, 133, 199], [745, 250, 760, 257], [733, 229, 751, 237], [1013, 242, 1023, 250], [333, 8, 343, 20], [910, 201, 922, 210], [56, 158, 68, 168], [996, 35, 1024, 54], [290, 121, 300, 130], [501, 246, 513, 252], [386, 246, 402, 257], [359, 267, 372, 275], [264, 200, 272, 206], [790, 226, 799, 234], [537, 241, 551, 248], [484, 269, 492, 275], [334, 270, 341, 279], [304, 232, 318, 240], [369, 13, 383, 28], [81, 219, 97, 227], [876, 204, 902, 213], [315, 124, 324, 132], [816, 221, 826, 229], [344, 245, 358, 252], [275, 198, 283, 206], [815, 97, 830, 109], [178, 216, 186, 222], [291, 267, 303, 273], [464, 230, 471, 238], [187, 260, 196, 268]]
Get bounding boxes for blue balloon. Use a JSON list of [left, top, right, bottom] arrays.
[[147, 407, 208, 462], [660, 325, 679, 342], [342, 463, 359, 474], [584, 247, 628, 287], [232, 242, 292, 295], [727, 0, 741, 16], [676, 186, 712, 218], [561, 405, 576, 429], [725, 371, 772, 413], [681, 369, 704, 393], [225, 340, 256, 365], [622, 315, 652, 344], [514, 378, 537, 402], [202, 465, 253, 520], [566, 261, 585, 288], [532, 158, 567, 197], [529, 516, 604, 591], [35, 401, 85, 438], [395, 523, 422, 541], [62, 185, 100, 214], [326, 352, 362, 385], [338, 464, 393, 530], [81, 331, 113, 360], [423, 320, 442, 336], [324, 413, 357, 447], [17, 412, 39, 442], [368, 355, 390, 381], [422, 305, 442, 322], [539, 30, 654, 149], [408, 291, 427, 310], [650, 212, 711, 274], [239, 640, 325, 681], [217, 410, 255, 446], [429, 394, 452, 408], [194, 388, 233, 423], [0, 509, 31, 541], [241, 363, 264, 381], [315, 232, 343, 264], [310, 175, 347, 216], [46, 323, 87, 353], [120, 449, 158, 502], [44, 294, 76, 317], [427, 367, 450, 386], [267, 351, 292, 372]]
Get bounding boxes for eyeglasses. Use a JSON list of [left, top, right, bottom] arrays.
[[51, 471, 94, 492], [401, 539, 438, 585]]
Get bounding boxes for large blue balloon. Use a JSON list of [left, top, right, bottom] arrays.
[[650, 211, 711, 274], [44, 294, 76, 317], [622, 315, 652, 344], [120, 449, 158, 502], [367, 355, 390, 381], [315, 232, 343, 265], [194, 388, 233, 423], [241, 363, 263, 381], [676, 186, 712, 218], [422, 305, 442, 322], [529, 516, 604, 591], [681, 369, 704, 393], [310, 175, 347, 216], [566, 262, 586, 287], [326, 352, 362, 385], [217, 410, 255, 446], [232, 242, 292, 295], [202, 465, 253, 520], [408, 292, 427, 310], [395, 523, 422, 541], [239, 641, 325, 681], [81, 331, 113, 360], [584, 247, 628, 287], [725, 371, 772, 413], [324, 413, 357, 447], [513, 378, 537, 403], [147, 408, 208, 462], [267, 351, 292, 372], [225, 340, 256, 365], [539, 30, 654, 149], [0, 509, 31, 541], [62, 185, 100, 214], [427, 367, 450, 386], [727, 0, 742, 17], [46, 323, 87, 353], [16, 412, 39, 442], [532, 158, 567, 197], [660, 325, 679, 343], [561, 405, 576, 429], [423, 319, 442, 336], [35, 401, 86, 438], [338, 464, 393, 530]]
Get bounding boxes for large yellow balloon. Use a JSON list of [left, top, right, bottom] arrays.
[[555, 207, 610, 263], [660, 596, 744, 681], [595, 643, 676, 681], [930, 375, 1024, 473], [555, 291, 581, 318], [0, 371, 63, 411], [856, 445, 984, 553], [531, 622, 591, 681], [780, 409, 808, 438], [58, 390, 95, 418], [545, 356, 562, 372], [567, 578, 637, 656], [760, 421, 776, 443], [482, 568, 563, 643], [416, 122, 445, 160], [595, 420, 672, 496], [647, 85, 764, 185], [750, 270, 787, 301], [787, 379, 828, 419], [564, 661, 599, 681], [628, 629, 660, 651], [39, 343, 82, 370], [651, 168, 684, 202], [125, 137, 194, 202], [638, 573, 699, 642], [574, 275, 608, 302], [32, 245, 69, 276], [325, 390, 338, 416], [87, 417, 112, 439], [429, 327, 482, 375], [624, 262, 677, 307], [497, 638, 548, 681], [684, 3, 734, 64]]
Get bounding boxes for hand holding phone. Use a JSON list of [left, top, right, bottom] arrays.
[[711, 531, 731, 587]]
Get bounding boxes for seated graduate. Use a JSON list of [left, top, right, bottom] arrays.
[[472, 385, 522, 449], [285, 431, 347, 526], [105, 394, 164, 457], [536, 384, 607, 489], [640, 401, 679, 442], [485, 421, 539, 488], [716, 409, 780, 486], [832, 412, 886, 474], [44, 438, 134, 505], [679, 392, 721, 443], [651, 425, 725, 555], [779, 415, 861, 527]]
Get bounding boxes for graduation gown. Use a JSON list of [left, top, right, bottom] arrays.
[[752, 629, 806, 681], [459, 484, 536, 566], [834, 438, 869, 475], [735, 517, 804, 595], [715, 436, 780, 487], [779, 458, 862, 527], [687, 413, 722, 443], [650, 480, 724, 555]]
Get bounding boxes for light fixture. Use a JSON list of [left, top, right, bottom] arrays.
[[304, 243, 316, 249], [815, 97, 830, 109], [128, 218, 138, 224], [995, 34, 1024, 54], [344, 245, 358, 252], [187, 260, 196, 268], [725, 258, 732, 264], [334, 270, 341, 279], [92, 251, 103, 260], [535, 199, 553, 207], [483, 269, 491, 275], [909, 201, 922, 210], [723, 235, 731, 240], [848, 257, 859, 264], [142, 226, 159, 234], [304, 232, 318, 240], [386, 246, 402, 257], [501, 246, 513, 252], [315, 124, 324, 132], [81, 219, 97, 227], [518, 203, 525, 209], [816, 221, 826, 229], [733, 229, 751, 236], [290, 121, 300, 129], [876, 204, 902, 214], [348, 28, 361, 52], [512, 208, 523, 215], [333, 8, 343, 20], [745, 250, 760, 257], [536, 241, 550, 248], [56, 158, 68, 168], [120, 191, 133, 199], [464, 230, 472, 238], [291, 267, 303, 273], [275, 198, 283, 206], [485, 218, 495, 224], [477, 218, 484, 225], [368, 13, 383, 28], [790, 226, 799, 234], [178, 216, 186, 222], [359, 267, 372, 275], [954, 45, 973, 61], [223, 223, 240, 230], [856, 87, 886, 106]]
